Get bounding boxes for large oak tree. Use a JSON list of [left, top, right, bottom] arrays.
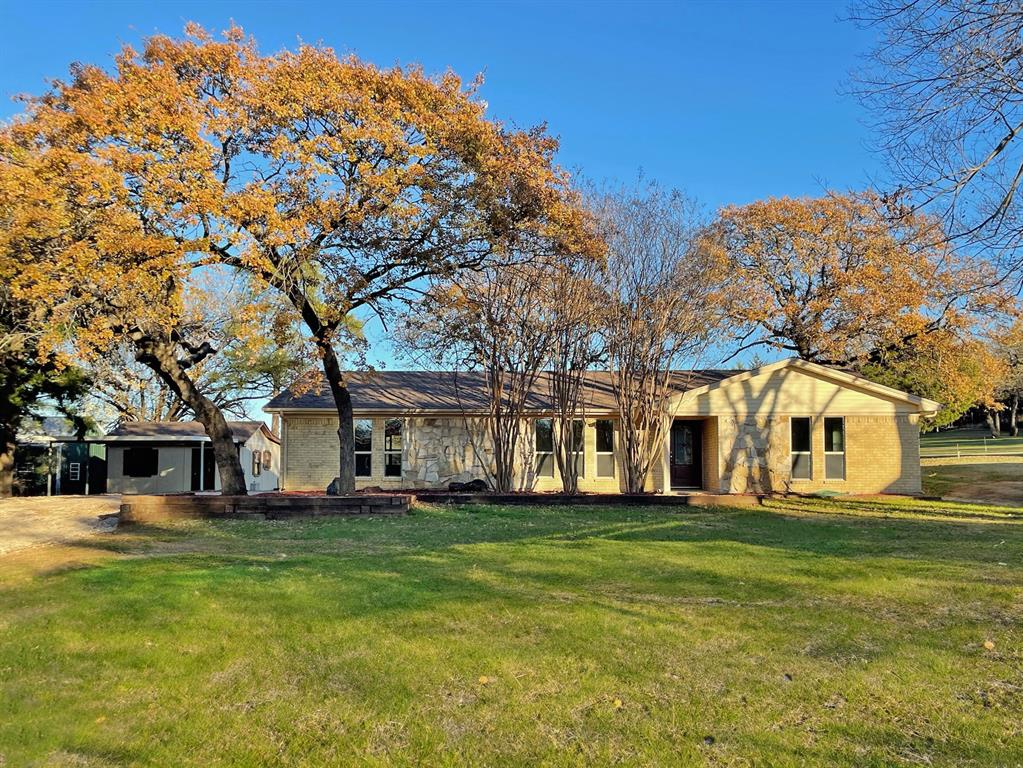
[[1, 109, 252, 494], [15, 25, 599, 493], [709, 191, 1004, 426]]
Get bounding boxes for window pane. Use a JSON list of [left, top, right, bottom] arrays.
[[595, 420, 614, 453], [824, 417, 844, 453], [571, 419, 584, 452], [792, 452, 811, 480], [536, 452, 554, 478], [354, 419, 373, 451], [825, 454, 845, 480], [790, 417, 811, 453], [597, 453, 615, 477], [124, 447, 158, 477], [672, 428, 693, 465], [355, 453, 372, 477], [535, 419, 553, 453], [384, 453, 402, 477], [384, 418, 403, 451]]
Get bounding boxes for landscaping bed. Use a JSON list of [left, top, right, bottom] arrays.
[[409, 490, 763, 507], [118, 493, 410, 523]]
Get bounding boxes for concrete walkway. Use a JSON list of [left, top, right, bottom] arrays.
[[0, 495, 120, 556]]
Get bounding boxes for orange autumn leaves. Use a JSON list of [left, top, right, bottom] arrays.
[[705, 191, 997, 366], [703, 191, 1010, 425], [1, 23, 601, 364]]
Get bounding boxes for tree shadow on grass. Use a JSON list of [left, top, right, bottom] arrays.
[[7, 503, 1017, 636], [3, 504, 1020, 768]]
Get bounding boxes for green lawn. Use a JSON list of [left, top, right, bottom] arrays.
[[921, 427, 1023, 457], [1, 501, 1021, 767]]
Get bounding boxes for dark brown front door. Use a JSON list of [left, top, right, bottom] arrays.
[[670, 420, 703, 488]]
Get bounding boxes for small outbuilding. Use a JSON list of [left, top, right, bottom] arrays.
[[102, 421, 280, 494]]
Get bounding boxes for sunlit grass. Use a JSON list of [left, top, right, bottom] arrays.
[[1, 501, 1020, 766]]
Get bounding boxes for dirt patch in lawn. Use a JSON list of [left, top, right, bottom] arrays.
[[0, 495, 120, 556], [922, 457, 1023, 505], [944, 481, 1023, 506]]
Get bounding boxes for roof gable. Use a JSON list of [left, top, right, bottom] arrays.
[[675, 358, 941, 416]]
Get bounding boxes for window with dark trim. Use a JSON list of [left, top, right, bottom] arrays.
[[124, 446, 159, 478], [790, 417, 812, 480], [595, 419, 615, 477], [569, 419, 584, 477], [384, 418, 403, 477], [824, 417, 845, 480], [535, 418, 554, 478], [354, 419, 373, 477]]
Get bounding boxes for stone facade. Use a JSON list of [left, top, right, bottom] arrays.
[[403, 417, 493, 488], [280, 413, 629, 493], [718, 415, 789, 494]]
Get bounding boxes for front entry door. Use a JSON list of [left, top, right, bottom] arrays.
[[670, 420, 703, 488]]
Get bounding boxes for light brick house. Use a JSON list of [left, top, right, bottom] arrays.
[[265, 359, 940, 496]]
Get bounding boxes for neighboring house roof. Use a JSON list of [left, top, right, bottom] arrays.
[[265, 369, 746, 413], [677, 358, 943, 416], [102, 420, 280, 444], [17, 416, 105, 445]]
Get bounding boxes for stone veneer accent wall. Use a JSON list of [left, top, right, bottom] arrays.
[[403, 417, 494, 488], [281, 414, 628, 492], [718, 416, 789, 494]]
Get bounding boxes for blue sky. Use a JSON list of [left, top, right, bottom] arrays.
[[1, 0, 881, 391]]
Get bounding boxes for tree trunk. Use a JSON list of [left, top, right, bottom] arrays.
[[1011, 396, 1019, 438], [985, 408, 1001, 438], [134, 338, 248, 495], [0, 430, 15, 498], [318, 342, 356, 494]]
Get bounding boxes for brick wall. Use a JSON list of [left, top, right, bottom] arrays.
[[281, 412, 922, 495], [714, 413, 921, 495]]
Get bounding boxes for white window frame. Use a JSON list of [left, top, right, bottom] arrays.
[[535, 418, 554, 478], [595, 419, 615, 478], [354, 418, 373, 477], [789, 416, 813, 481], [68, 462, 81, 482], [824, 416, 846, 481], [384, 418, 403, 478]]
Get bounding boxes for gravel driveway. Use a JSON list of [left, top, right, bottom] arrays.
[[0, 495, 120, 556]]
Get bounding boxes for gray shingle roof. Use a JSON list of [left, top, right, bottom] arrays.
[[104, 420, 275, 443], [265, 370, 745, 413]]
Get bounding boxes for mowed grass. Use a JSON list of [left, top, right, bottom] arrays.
[[1, 501, 1021, 767], [921, 427, 1023, 458]]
